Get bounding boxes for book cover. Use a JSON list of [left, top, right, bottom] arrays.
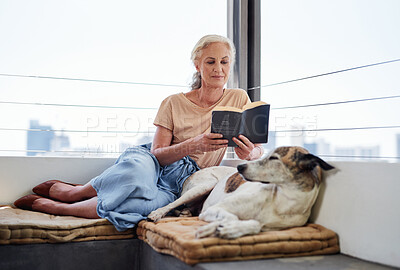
[[211, 101, 270, 147]]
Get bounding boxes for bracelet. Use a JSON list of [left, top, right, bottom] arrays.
[[246, 145, 263, 161]]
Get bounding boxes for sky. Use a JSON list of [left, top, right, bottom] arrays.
[[0, 0, 227, 155], [261, 0, 400, 159], [0, 0, 399, 160]]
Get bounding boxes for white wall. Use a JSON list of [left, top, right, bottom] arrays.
[[0, 156, 115, 205], [310, 161, 400, 268], [0, 156, 399, 267]]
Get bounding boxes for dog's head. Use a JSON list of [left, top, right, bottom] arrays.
[[237, 146, 334, 192]]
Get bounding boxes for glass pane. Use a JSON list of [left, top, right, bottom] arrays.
[[0, 0, 227, 156], [260, 0, 400, 162]]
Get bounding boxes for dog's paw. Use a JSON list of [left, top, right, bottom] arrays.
[[178, 208, 193, 217], [195, 222, 220, 238], [172, 208, 192, 217], [147, 209, 165, 222], [215, 222, 244, 239], [216, 220, 262, 239], [199, 207, 238, 223]]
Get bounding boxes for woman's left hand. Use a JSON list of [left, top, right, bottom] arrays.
[[233, 135, 263, 160]]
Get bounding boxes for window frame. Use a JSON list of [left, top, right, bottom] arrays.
[[227, 0, 261, 102]]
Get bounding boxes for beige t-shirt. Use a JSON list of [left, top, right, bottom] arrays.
[[153, 88, 250, 168]]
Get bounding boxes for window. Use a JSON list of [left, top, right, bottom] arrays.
[[260, 0, 400, 161], [0, 0, 227, 156]]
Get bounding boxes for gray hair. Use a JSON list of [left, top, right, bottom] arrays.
[[190, 35, 236, 90]]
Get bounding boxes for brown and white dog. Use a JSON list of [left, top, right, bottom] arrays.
[[148, 146, 334, 239]]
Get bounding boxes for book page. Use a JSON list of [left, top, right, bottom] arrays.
[[213, 105, 243, 113], [242, 101, 268, 111]]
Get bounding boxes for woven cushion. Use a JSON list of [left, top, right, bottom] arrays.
[[0, 206, 134, 244], [137, 217, 339, 265]]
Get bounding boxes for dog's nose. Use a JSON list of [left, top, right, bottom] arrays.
[[237, 164, 247, 174]]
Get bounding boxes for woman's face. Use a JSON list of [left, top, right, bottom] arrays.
[[195, 42, 232, 89]]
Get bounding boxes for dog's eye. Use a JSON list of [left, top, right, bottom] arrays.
[[269, 156, 279, 160]]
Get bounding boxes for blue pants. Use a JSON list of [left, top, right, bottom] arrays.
[[90, 143, 200, 231]]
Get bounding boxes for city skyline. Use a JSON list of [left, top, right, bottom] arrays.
[[25, 118, 400, 162]]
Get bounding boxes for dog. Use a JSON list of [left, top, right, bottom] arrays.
[[148, 146, 334, 239]]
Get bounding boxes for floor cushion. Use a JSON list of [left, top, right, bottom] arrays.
[[137, 217, 339, 265], [0, 206, 134, 244]]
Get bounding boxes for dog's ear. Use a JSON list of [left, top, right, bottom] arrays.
[[299, 154, 335, 171]]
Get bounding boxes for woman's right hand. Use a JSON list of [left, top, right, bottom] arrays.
[[151, 126, 228, 166], [191, 133, 228, 153]]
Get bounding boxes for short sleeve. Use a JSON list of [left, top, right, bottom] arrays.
[[153, 96, 174, 131], [229, 88, 251, 108], [240, 89, 251, 107]]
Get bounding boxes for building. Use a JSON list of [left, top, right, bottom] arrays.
[[397, 134, 400, 158], [27, 120, 70, 156], [303, 142, 317, 154], [334, 145, 380, 161], [304, 139, 331, 156], [27, 120, 55, 156], [289, 124, 305, 148], [52, 131, 70, 152], [263, 131, 276, 154]]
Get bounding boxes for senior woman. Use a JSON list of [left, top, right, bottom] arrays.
[[14, 35, 264, 231]]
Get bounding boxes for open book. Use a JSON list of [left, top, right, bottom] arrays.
[[211, 101, 270, 147]]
